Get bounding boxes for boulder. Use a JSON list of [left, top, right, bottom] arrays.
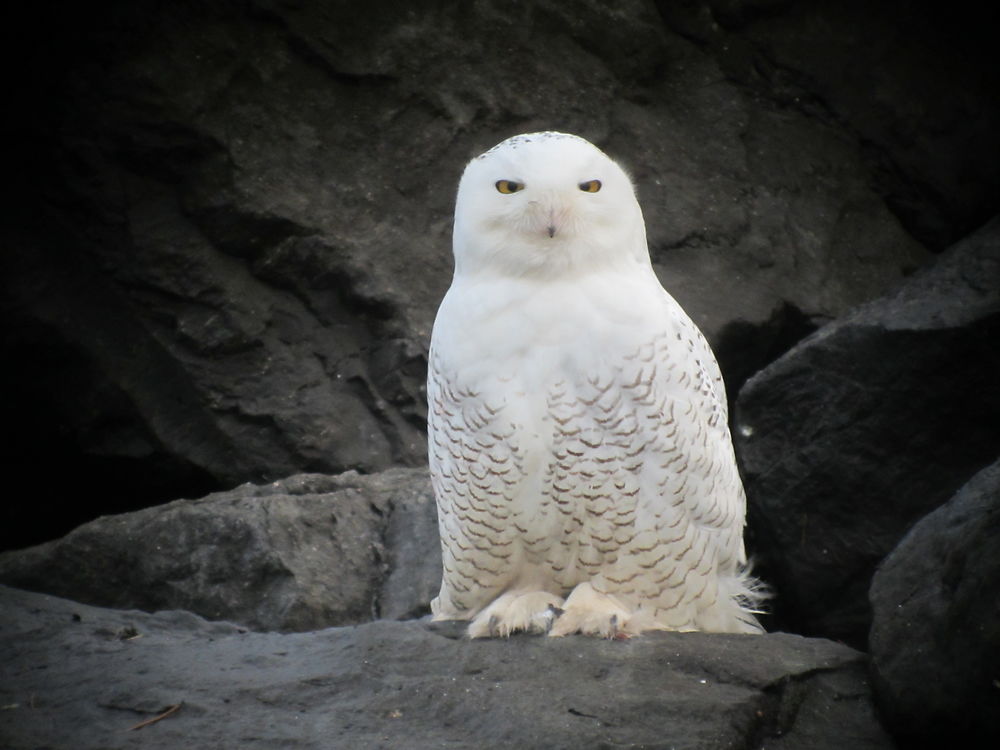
[[0, 468, 441, 632], [658, 0, 1000, 250], [869, 459, 1000, 746], [0, 585, 893, 749], [735, 216, 1000, 646], [5, 0, 949, 548]]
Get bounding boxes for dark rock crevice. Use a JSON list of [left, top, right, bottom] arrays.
[[715, 301, 819, 406], [736, 216, 1000, 647]]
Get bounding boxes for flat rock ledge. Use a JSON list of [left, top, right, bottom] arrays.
[[0, 468, 442, 633], [0, 586, 891, 750]]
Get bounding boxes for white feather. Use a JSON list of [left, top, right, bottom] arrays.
[[428, 132, 765, 637]]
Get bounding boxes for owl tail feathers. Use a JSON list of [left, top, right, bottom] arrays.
[[697, 565, 772, 634]]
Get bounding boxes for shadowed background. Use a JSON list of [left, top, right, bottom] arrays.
[[2, 1, 999, 745], [5, 0, 994, 538]]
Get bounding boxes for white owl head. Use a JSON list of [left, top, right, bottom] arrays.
[[452, 132, 650, 279]]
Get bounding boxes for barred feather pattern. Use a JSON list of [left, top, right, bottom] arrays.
[[428, 130, 765, 637], [429, 294, 763, 635]]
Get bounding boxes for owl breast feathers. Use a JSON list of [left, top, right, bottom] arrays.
[[428, 131, 765, 638]]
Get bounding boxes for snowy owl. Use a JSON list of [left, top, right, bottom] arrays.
[[427, 131, 764, 638]]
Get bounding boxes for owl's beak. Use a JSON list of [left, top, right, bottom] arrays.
[[524, 190, 573, 239], [533, 195, 569, 239]]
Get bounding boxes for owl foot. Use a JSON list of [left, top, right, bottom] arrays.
[[548, 581, 632, 638], [467, 590, 566, 638]]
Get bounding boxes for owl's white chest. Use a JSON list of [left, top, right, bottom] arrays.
[[430, 270, 671, 389], [428, 268, 730, 590]]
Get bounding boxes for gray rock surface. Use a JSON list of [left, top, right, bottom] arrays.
[[735, 216, 1000, 646], [0, 585, 893, 750], [869, 459, 1000, 746], [0, 469, 441, 632], [7, 0, 965, 549], [658, 0, 1000, 250]]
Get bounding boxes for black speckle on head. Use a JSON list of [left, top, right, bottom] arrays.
[[476, 131, 588, 160]]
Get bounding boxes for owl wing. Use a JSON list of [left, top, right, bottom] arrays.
[[426, 341, 537, 619], [521, 285, 754, 632], [633, 292, 746, 562]]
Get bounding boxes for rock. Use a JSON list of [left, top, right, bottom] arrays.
[[869, 459, 1000, 746], [657, 0, 1000, 250], [735, 216, 1000, 646], [5, 0, 950, 549], [0, 469, 441, 632], [0, 585, 893, 749], [379, 469, 444, 621]]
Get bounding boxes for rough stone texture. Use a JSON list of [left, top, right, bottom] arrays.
[[0, 585, 893, 750], [7, 0, 983, 549], [735, 216, 1000, 647], [0, 468, 440, 632], [869, 459, 1000, 746], [379, 469, 444, 621], [657, 0, 1000, 251]]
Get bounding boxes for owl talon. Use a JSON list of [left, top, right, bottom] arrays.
[[548, 582, 634, 638], [466, 591, 567, 637], [544, 604, 564, 634], [607, 614, 632, 640]]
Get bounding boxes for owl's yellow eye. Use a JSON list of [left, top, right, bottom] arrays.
[[579, 179, 602, 193], [495, 180, 524, 194]]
